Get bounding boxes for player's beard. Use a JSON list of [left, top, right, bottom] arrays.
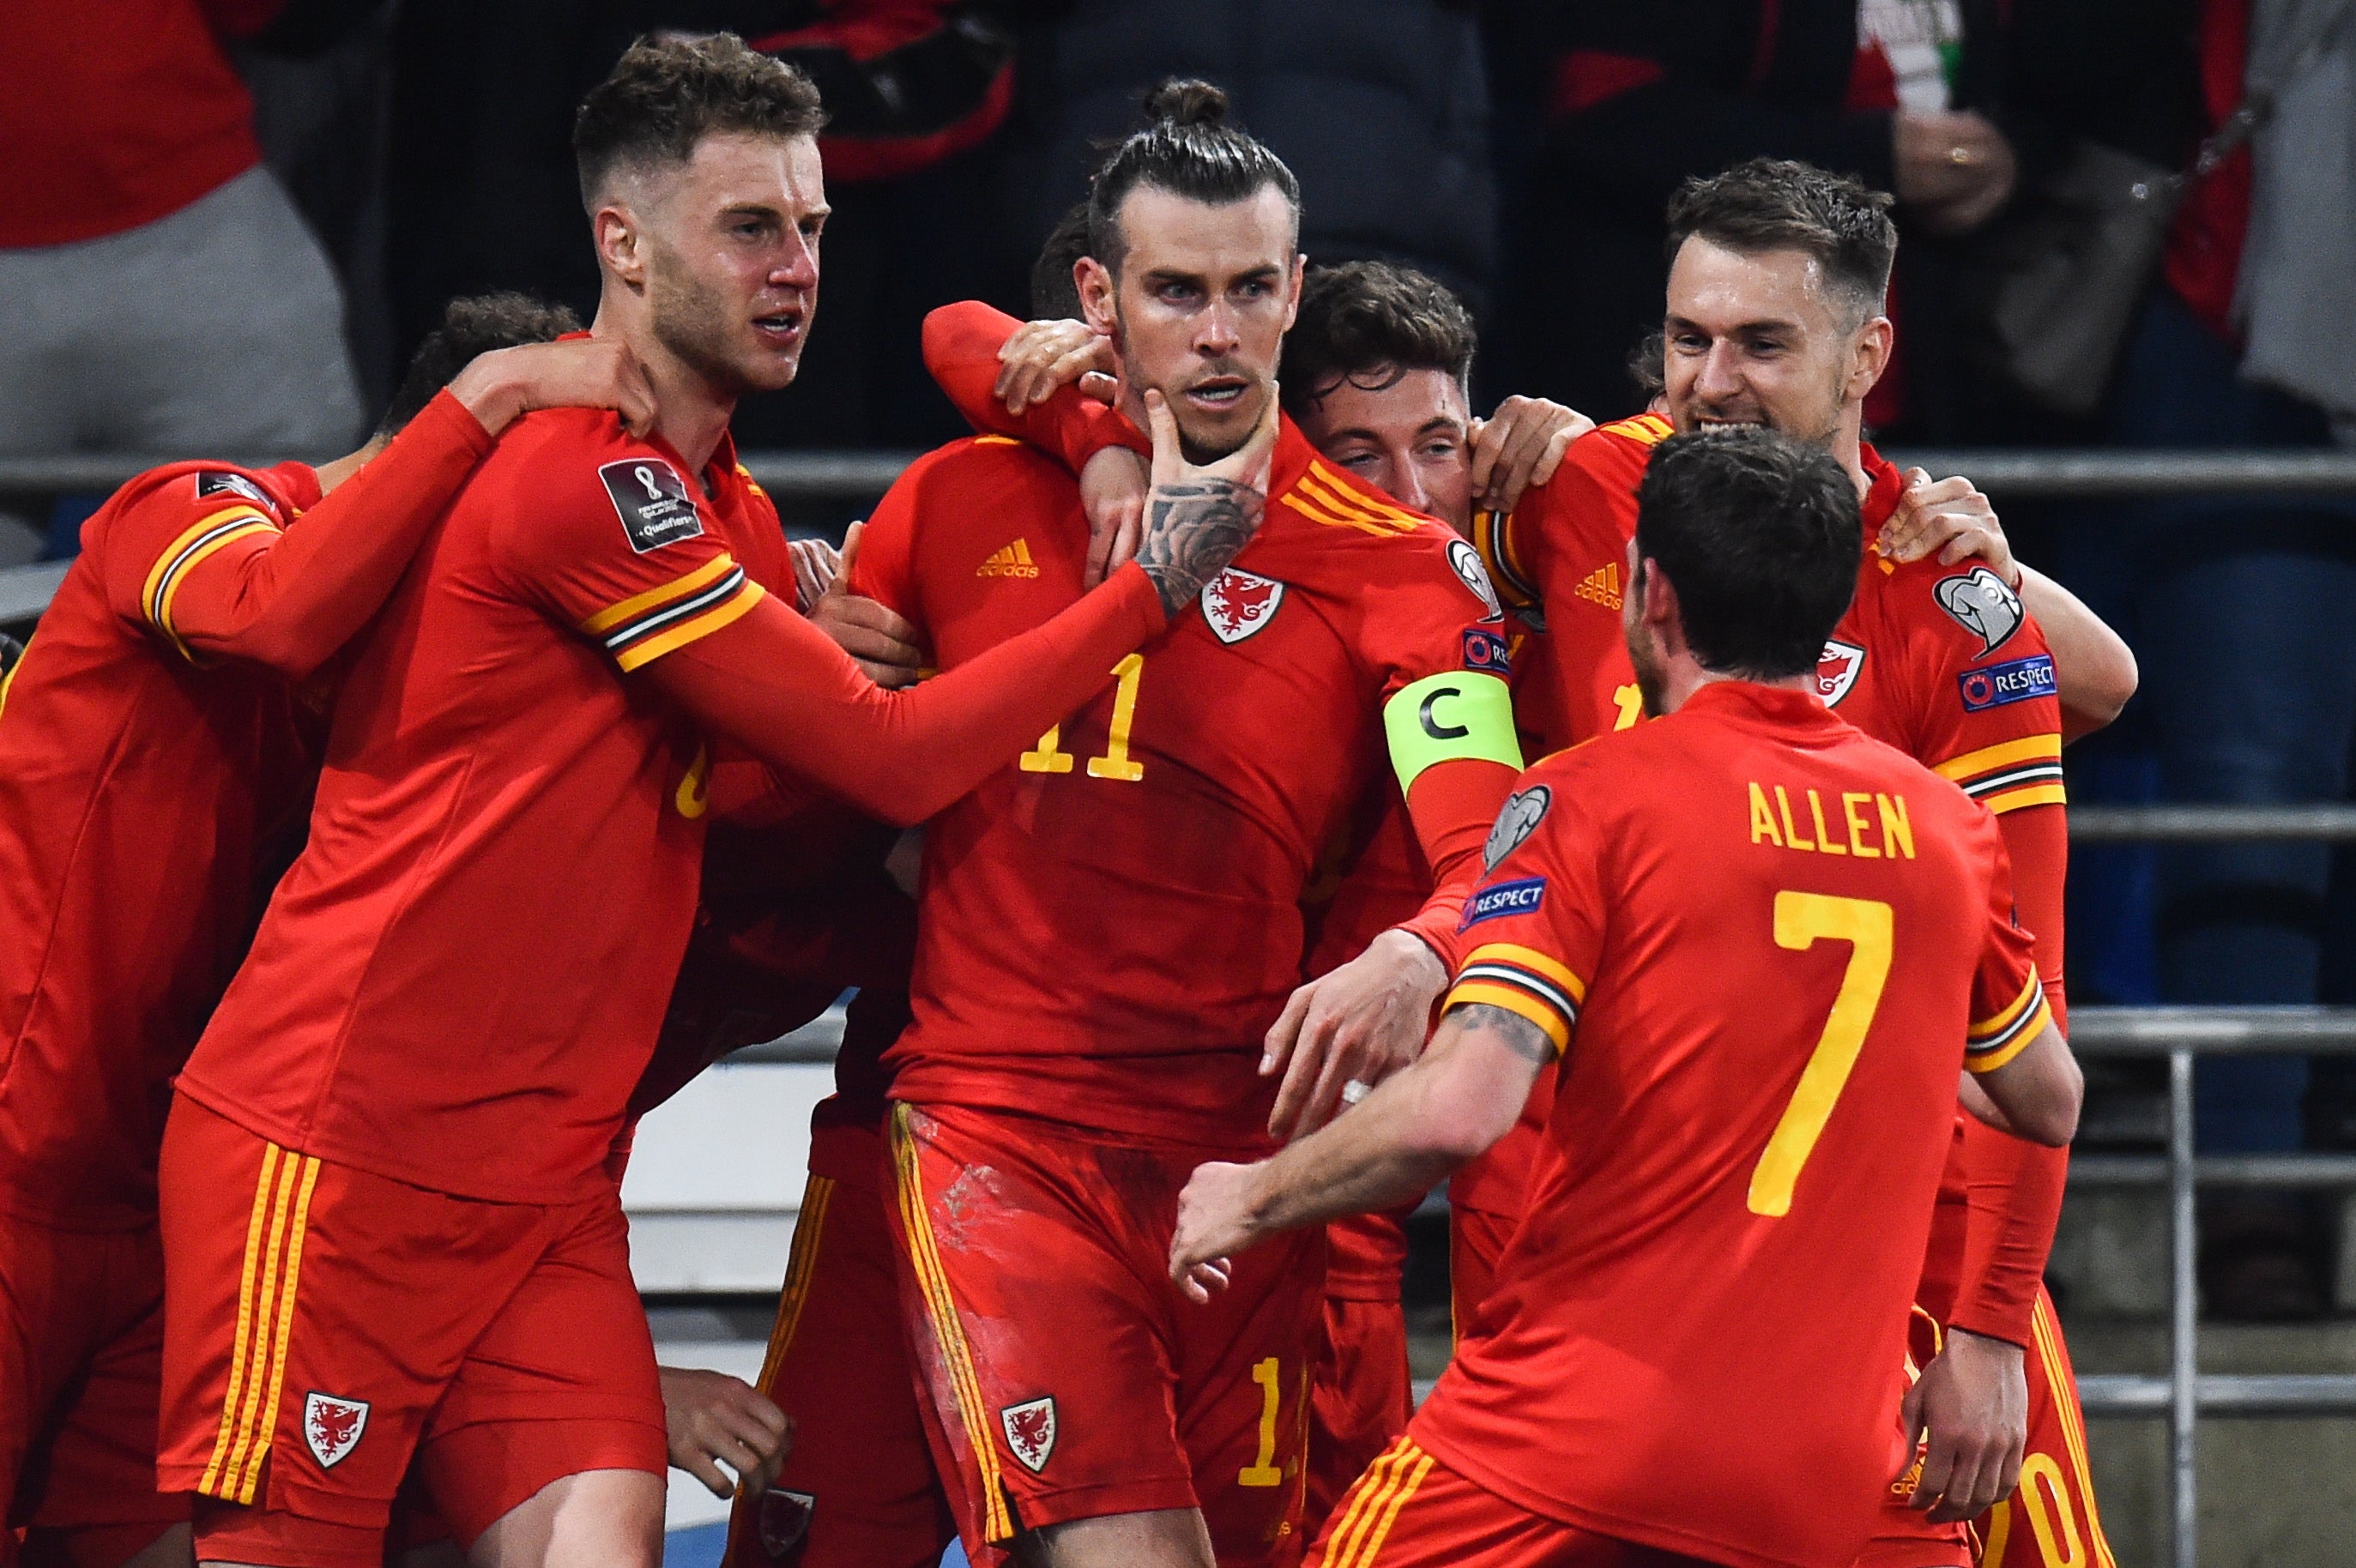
[[649, 262, 796, 401], [1111, 311, 1272, 466]]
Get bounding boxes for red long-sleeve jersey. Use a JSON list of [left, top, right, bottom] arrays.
[[0, 391, 493, 1229], [1469, 417, 2070, 1343]]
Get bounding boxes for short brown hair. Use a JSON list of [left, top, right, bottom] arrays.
[[1281, 262, 1477, 418], [1664, 159, 1897, 328], [574, 33, 825, 206]]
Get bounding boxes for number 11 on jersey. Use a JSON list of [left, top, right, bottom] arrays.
[[1019, 653, 1147, 781]]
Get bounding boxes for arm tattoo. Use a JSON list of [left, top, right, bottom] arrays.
[[1453, 1004, 1557, 1066], [1134, 479, 1265, 617]]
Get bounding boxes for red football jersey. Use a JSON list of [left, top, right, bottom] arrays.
[[856, 421, 1511, 1149], [0, 465, 311, 1228], [175, 412, 784, 1205], [1456, 433, 2069, 1251], [1413, 682, 2050, 1568], [0, 395, 499, 1229]]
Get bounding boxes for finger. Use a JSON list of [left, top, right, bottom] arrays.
[[1042, 343, 1102, 403], [1085, 512, 1115, 590], [1145, 389, 1179, 486], [1079, 370, 1119, 404], [829, 595, 921, 646], [686, 1452, 734, 1500], [733, 1390, 791, 1440], [1530, 421, 1579, 491], [1937, 531, 1986, 566], [1263, 985, 1315, 1076], [1910, 1428, 1959, 1513], [1111, 508, 1144, 580], [1467, 413, 1502, 498], [835, 521, 864, 588], [1489, 412, 1556, 515], [1236, 387, 1282, 490], [1912, 476, 1974, 507], [1894, 1383, 1927, 1487], [1268, 1004, 1336, 1139], [1295, 1031, 1364, 1140]]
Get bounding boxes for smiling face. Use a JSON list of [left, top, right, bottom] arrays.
[[1661, 236, 1888, 452], [622, 130, 826, 397], [1293, 365, 1473, 531], [1077, 184, 1302, 463]]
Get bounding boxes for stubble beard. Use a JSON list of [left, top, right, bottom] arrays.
[[649, 265, 789, 403], [1111, 310, 1267, 466]]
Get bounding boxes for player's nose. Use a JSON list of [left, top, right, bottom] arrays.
[[770, 231, 819, 289], [1193, 301, 1241, 356]]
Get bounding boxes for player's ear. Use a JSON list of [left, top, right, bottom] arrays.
[[1280, 250, 1307, 332], [1845, 314, 1894, 404], [594, 200, 649, 290], [1076, 257, 1119, 338]]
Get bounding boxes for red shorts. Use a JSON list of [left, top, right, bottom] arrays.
[[2, 1215, 186, 1558], [1853, 1290, 2114, 1568], [154, 1097, 665, 1568], [1306, 1439, 1719, 1568], [1306, 1294, 1413, 1541], [885, 1102, 1320, 1565], [1447, 1205, 1515, 1340], [722, 1115, 957, 1568]]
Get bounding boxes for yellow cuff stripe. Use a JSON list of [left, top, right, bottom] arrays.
[[580, 552, 740, 636], [1966, 998, 2051, 1074], [1445, 980, 1571, 1055], [1599, 413, 1673, 447], [610, 579, 764, 672], [1984, 783, 2069, 815], [1462, 943, 1588, 1003], [197, 1141, 321, 1505], [142, 508, 279, 660], [1972, 971, 2045, 1040], [1936, 733, 2063, 782]]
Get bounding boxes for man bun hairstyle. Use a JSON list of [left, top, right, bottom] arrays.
[[574, 33, 826, 207], [1087, 78, 1301, 273], [379, 292, 584, 437], [1634, 427, 1859, 680], [1664, 159, 1897, 329], [1281, 262, 1477, 417]]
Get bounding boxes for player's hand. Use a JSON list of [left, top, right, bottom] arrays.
[[660, 1365, 793, 1501], [1898, 1328, 2027, 1523], [1133, 388, 1277, 618], [449, 337, 658, 439], [1878, 470, 2019, 588], [807, 522, 923, 688], [1169, 1160, 1265, 1303], [1892, 110, 2017, 236], [1263, 930, 1447, 1141], [1468, 396, 1592, 517], [994, 318, 1120, 413], [788, 536, 842, 612], [1080, 446, 1150, 589]]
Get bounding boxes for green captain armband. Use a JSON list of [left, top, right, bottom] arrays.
[[1382, 671, 1522, 793]]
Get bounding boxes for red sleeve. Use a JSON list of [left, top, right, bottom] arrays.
[[845, 455, 927, 626], [1393, 757, 1520, 961], [921, 301, 1146, 476], [1948, 800, 2071, 1345], [105, 390, 492, 676], [1904, 567, 2068, 820], [641, 566, 1166, 828], [1437, 759, 1609, 1058]]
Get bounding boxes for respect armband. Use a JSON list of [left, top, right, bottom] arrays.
[[1382, 671, 1522, 793]]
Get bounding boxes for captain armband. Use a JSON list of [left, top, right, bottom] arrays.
[[1382, 671, 1522, 793]]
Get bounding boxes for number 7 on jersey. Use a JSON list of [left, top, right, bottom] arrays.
[[1749, 892, 1894, 1217]]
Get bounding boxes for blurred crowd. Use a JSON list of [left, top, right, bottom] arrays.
[[5, 0, 2356, 1315]]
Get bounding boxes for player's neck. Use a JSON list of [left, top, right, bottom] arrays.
[[314, 437, 384, 496], [589, 310, 737, 482], [1652, 659, 1818, 716], [1829, 406, 1869, 498]]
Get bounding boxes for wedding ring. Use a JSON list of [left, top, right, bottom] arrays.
[[1948, 145, 1974, 166], [1340, 1079, 1372, 1106]]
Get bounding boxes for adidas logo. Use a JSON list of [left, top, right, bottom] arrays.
[[976, 539, 1040, 578], [1574, 562, 1622, 611]]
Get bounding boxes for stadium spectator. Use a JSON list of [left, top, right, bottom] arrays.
[[383, 0, 1020, 450], [1483, 0, 2032, 430], [0, 0, 366, 524], [992, 0, 1497, 311]]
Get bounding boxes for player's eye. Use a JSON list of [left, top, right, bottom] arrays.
[[1420, 438, 1459, 460]]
